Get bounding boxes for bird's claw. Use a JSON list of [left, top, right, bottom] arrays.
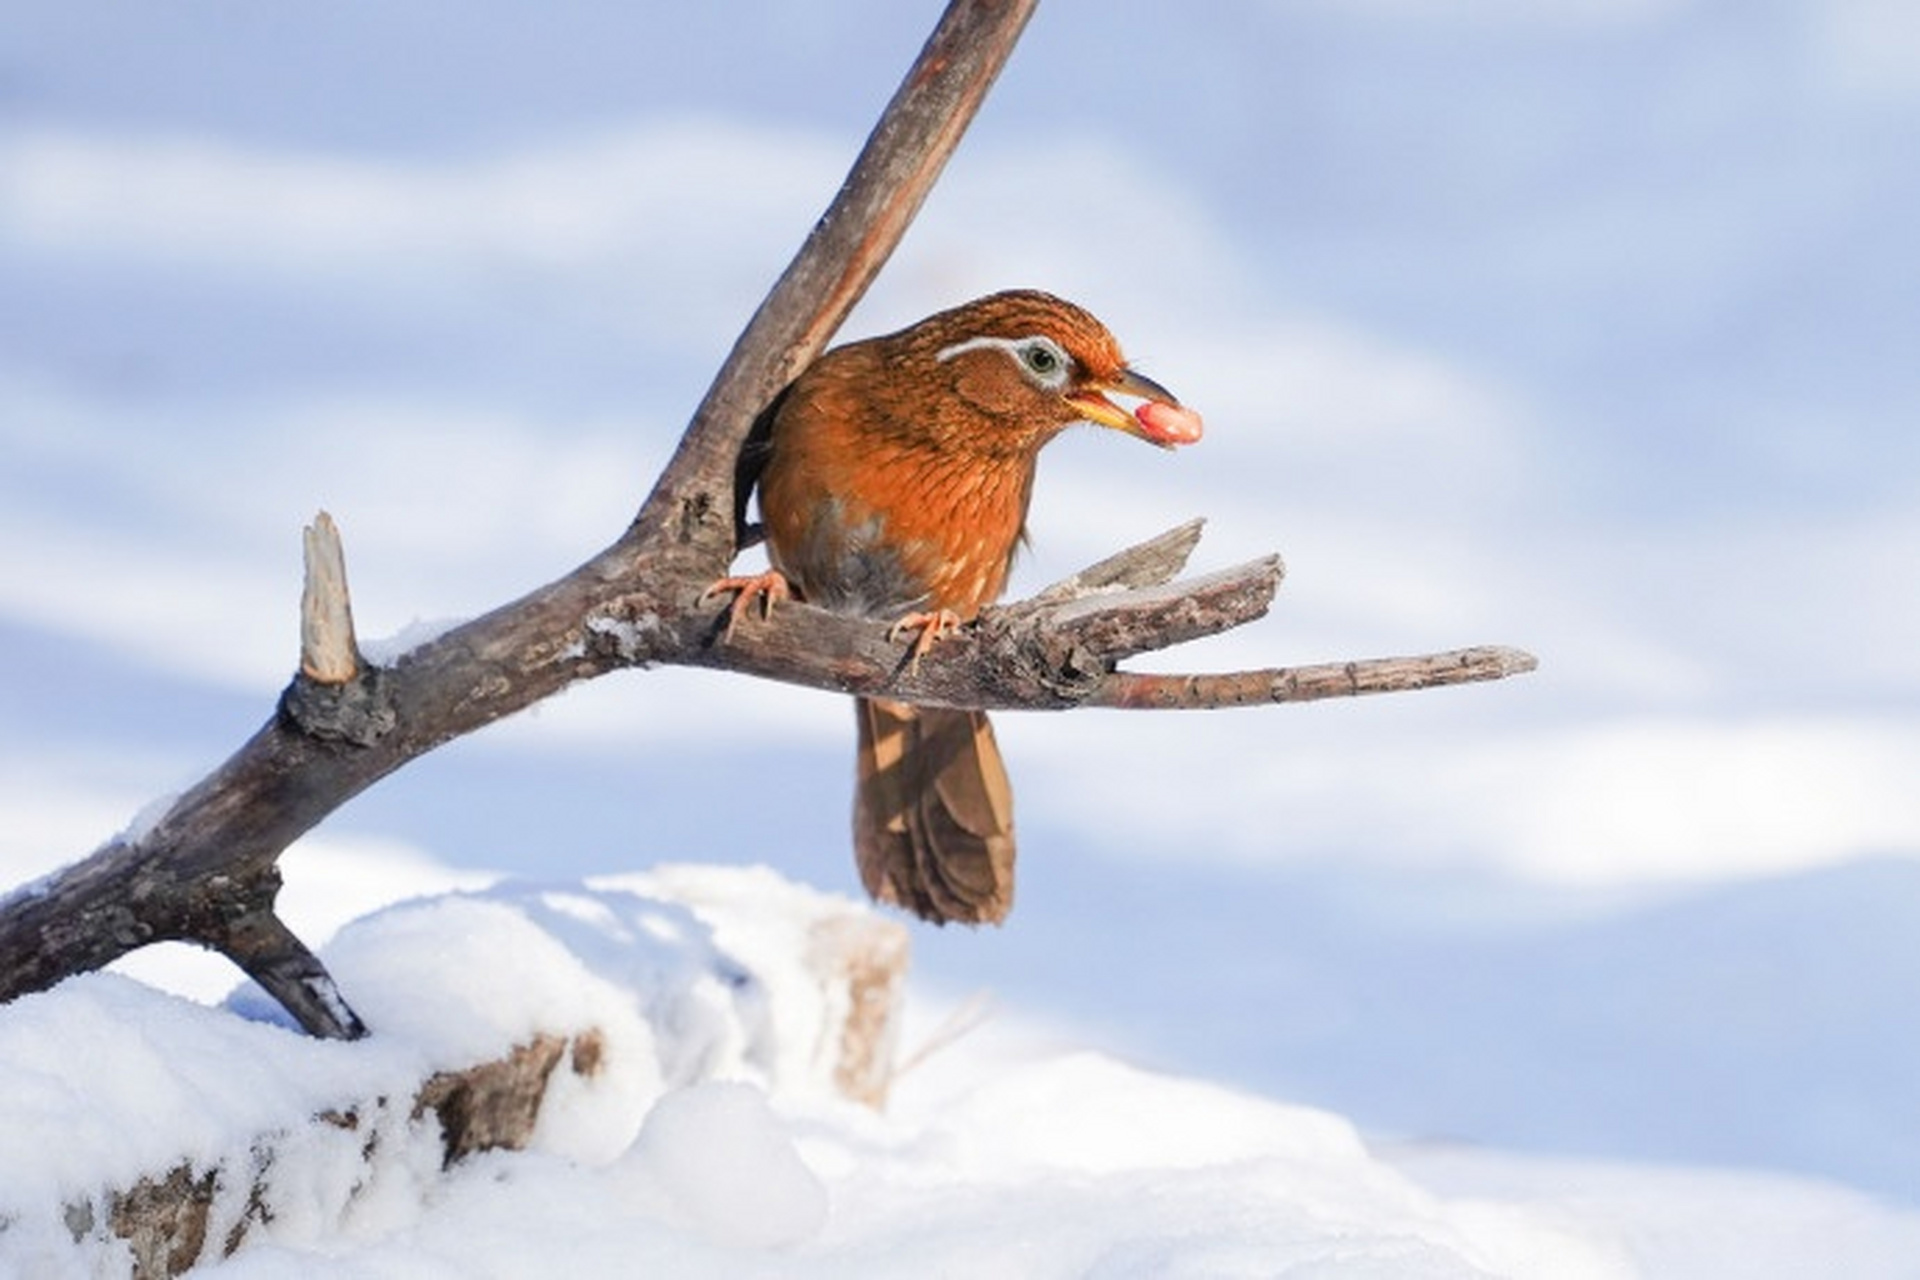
[[701, 571, 792, 641], [888, 608, 964, 672]]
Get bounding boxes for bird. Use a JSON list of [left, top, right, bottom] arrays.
[[707, 289, 1202, 925]]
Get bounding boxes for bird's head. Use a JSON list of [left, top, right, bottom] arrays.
[[885, 289, 1203, 454]]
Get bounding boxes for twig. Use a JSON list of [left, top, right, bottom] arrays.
[[890, 989, 998, 1082], [1087, 645, 1541, 710]]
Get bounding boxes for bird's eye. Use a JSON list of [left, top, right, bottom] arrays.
[[1017, 338, 1070, 387]]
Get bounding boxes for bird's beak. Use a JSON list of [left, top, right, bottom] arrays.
[[1069, 368, 1204, 448]]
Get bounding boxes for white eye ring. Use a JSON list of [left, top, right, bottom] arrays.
[[936, 334, 1075, 391]]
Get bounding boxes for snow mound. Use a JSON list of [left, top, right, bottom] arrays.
[[5, 864, 1906, 1277], [0, 868, 892, 1275], [620, 1080, 829, 1249]]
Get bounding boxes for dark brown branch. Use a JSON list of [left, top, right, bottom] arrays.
[[0, 0, 1539, 1033], [650, 526, 1533, 713], [214, 904, 367, 1040], [644, 551, 1285, 710]]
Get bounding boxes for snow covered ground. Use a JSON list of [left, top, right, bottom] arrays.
[[6, 862, 1918, 1278], [5, 1, 1920, 1274]]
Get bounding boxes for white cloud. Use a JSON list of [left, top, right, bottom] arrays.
[[1485, 715, 1920, 881], [0, 765, 147, 888], [1007, 706, 1920, 886], [1814, 0, 1920, 102], [484, 668, 846, 753], [0, 120, 840, 270], [1267, 0, 1690, 31], [0, 118, 852, 690], [0, 377, 674, 690], [0, 120, 845, 354], [0, 498, 300, 690], [867, 136, 1252, 329]]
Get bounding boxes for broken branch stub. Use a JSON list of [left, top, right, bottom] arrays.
[[300, 511, 359, 685]]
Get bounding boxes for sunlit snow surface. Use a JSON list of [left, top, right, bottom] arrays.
[[6, 866, 1916, 1278]]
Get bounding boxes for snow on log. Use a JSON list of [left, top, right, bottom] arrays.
[[0, 867, 907, 1279]]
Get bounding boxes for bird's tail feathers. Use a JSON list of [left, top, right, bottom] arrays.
[[853, 697, 1016, 925]]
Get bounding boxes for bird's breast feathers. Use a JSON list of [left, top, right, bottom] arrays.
[[766, 444, 1032, 621]]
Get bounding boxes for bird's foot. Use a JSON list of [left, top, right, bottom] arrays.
[[700, 570, 792, 640], [887, 608, 964, 672]]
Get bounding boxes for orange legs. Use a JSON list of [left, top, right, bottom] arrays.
[[703, 575, 961, 672], [887, 608, 964, 670], [699, 570, 792, 640]]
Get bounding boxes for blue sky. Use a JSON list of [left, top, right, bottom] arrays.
[[4, 0, 1919, 1196]]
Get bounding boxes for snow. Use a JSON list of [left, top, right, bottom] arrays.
[[621, 1081, 828, 1250], [4, 867, 1919, 1277]]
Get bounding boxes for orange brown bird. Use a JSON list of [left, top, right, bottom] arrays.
[[708, 290, 1202, 925]]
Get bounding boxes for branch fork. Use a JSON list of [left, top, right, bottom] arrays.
[[0, 0, 1534, 1037]]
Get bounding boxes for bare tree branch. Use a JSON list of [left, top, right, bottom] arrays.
[[0, 0, 1043, 1034], [0, 0, 1537, 1034], [1086, 645, 1541, 711]]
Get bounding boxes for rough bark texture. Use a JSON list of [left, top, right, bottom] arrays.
[[414, 1033, 588, 1167], [0, 0, 1536, 1034], [108, 1167, 217, 1280]]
